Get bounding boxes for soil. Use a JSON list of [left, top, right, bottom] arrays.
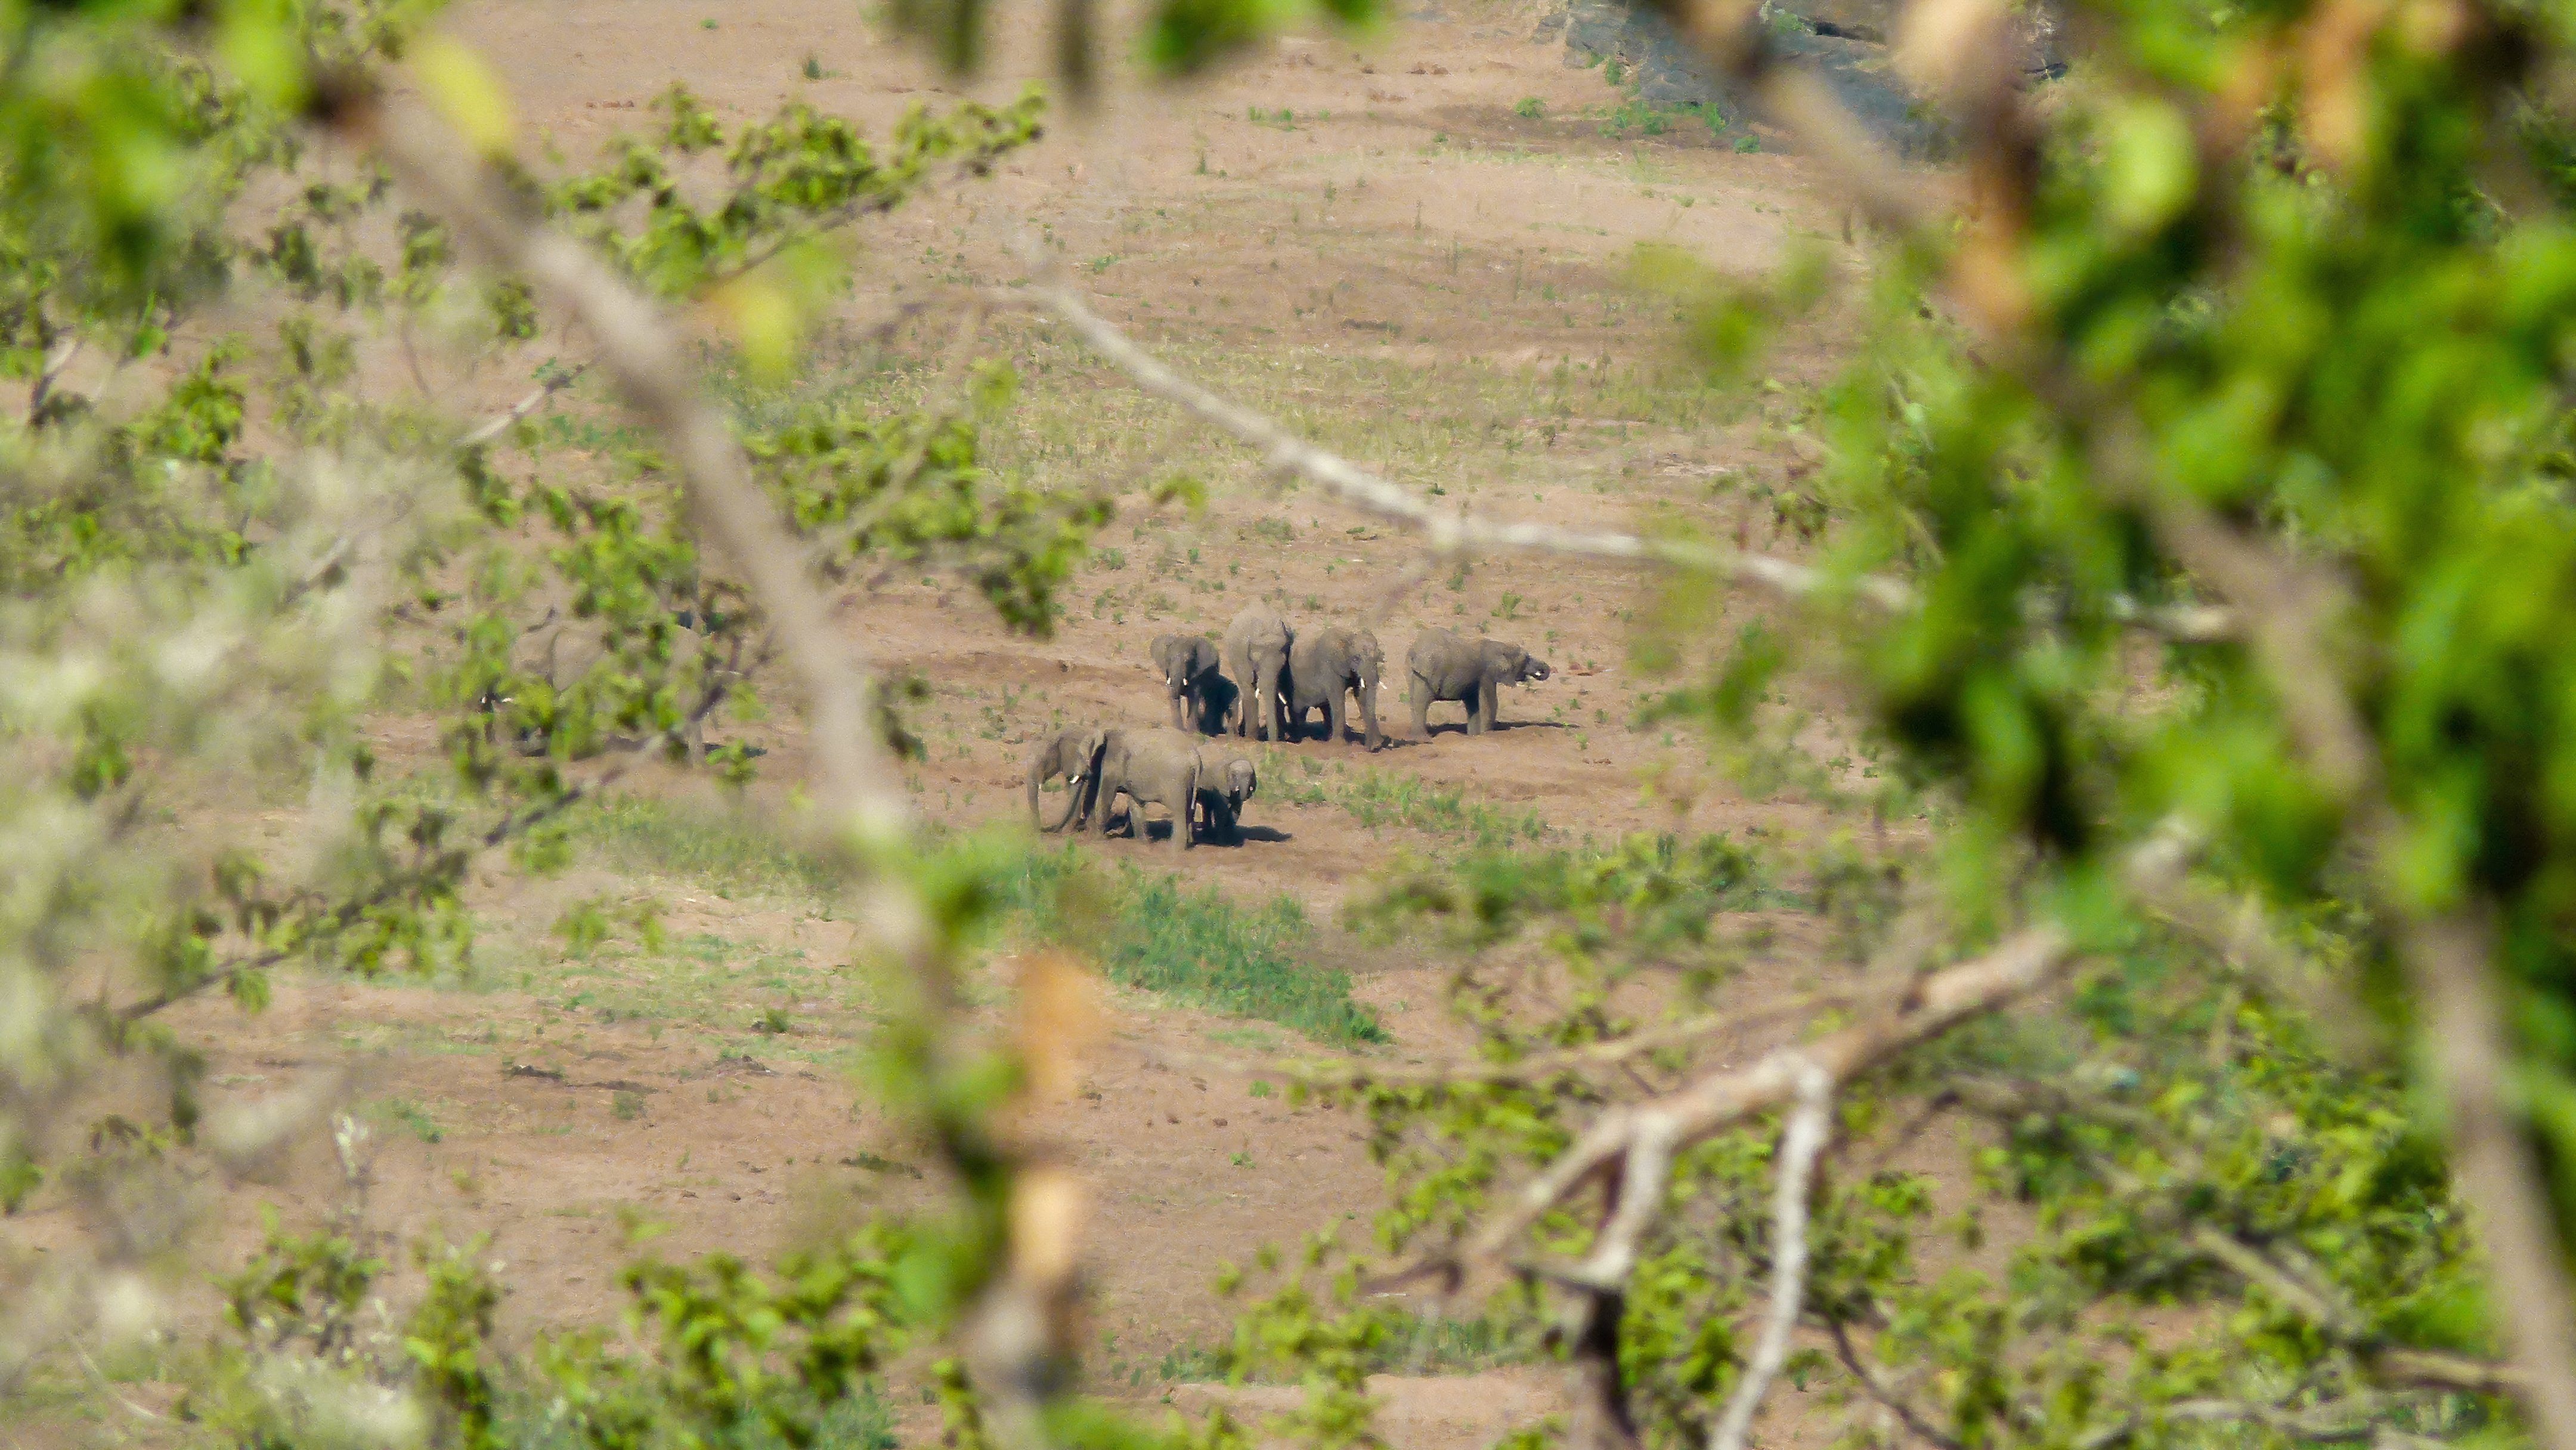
[[5, 3, 1895, 1447]]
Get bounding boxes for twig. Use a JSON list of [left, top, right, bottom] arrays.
[[1475, 923, 2068, 1260], [1015, 277, 1912, 610], [457, 362, 590, 449], [1012, 276, 2238, 643], [1135, 989, 1860, 1091], [29, 333, 79, 423], [1708, 1058, 1832, 1450], [2079, 1395, 2401, 1450], [2191, 1226, 2527, 1398], [1825, 1321, 1967, 1450], [1470, 823, 2193, 1263]]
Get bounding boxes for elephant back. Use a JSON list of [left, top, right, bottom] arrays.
[[1224, 605, 1291, 656], [1406, 626, 1476, 685]]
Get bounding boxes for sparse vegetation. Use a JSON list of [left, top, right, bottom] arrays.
[[1290, 765, 1549, 848]]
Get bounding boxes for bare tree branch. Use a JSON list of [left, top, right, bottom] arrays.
[[1471, 824, 2193, 1263], [29, 333, 79, 423], [349, 90, 1071, 1450], [1015, 278, 1914, 610], [457, 361, 589, 449], [1474, 923, 2068, 1260], [1826, 1321, 1967, 1450], [1709, 1058, 1832, 1450], [1141, 988, 1861, 1091]]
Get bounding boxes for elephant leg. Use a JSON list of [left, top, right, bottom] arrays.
[[1176, 765, 1200, 851], [1482, 680, 1500, 732], [1088, 774, 1119, 836], [1411, 680, 1433, 738], [1045, 774, 1084, 833], [1326, 692, 1346, 746]]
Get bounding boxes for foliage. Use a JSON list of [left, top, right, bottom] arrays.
[[12, 0, 2576, 1446], [0, 0, 1107, 1430], [1224, 837, 2498, 1450]]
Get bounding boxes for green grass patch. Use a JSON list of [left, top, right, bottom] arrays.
[[989, 846, 1386, 1047], [1286, 765, 1549, 847], [543, 796, 1382, 1047], [562, 794, 843, 900]]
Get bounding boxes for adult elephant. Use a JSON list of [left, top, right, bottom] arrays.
[[1191, 742, 1259, 844], [503, 611, 727, 763], [1089, 727, 1206, 851], [1150, 633, 1225, 734], [1023, 725, 1108, 833], [1407, 628, 1551, 738], [1286, 626, 1384, 750], [1221, 606, 1294, 742]]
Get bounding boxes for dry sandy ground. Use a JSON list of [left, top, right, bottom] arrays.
[[3, 4, 1893, 1447]]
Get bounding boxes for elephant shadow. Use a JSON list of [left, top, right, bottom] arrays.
[[1416, 718, 1571, 739], [1099, 807, 1289, 848]]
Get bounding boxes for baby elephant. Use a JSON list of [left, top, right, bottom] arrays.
[[1150, 633, 1226, 734], [1407, 627, 1551, 738], [1089, 727, 1206, 851], [1024, 725, 1108, 832], [1192, 742, 1259, 844]]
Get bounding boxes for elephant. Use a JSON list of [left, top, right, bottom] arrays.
[[1406, 627, 1552, 738], [1191, 743, 1259, 844], [1088, 727, 1206, 851], [1286, 626, 1384, 749], [1024, 725, 1109, 833], [501, 611, 725, 762], [1221, 606, 1295, 742], [1150, 633, 1227, 734]]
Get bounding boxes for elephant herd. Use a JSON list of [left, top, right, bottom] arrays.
[[1024, 605, 1552, 851]]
